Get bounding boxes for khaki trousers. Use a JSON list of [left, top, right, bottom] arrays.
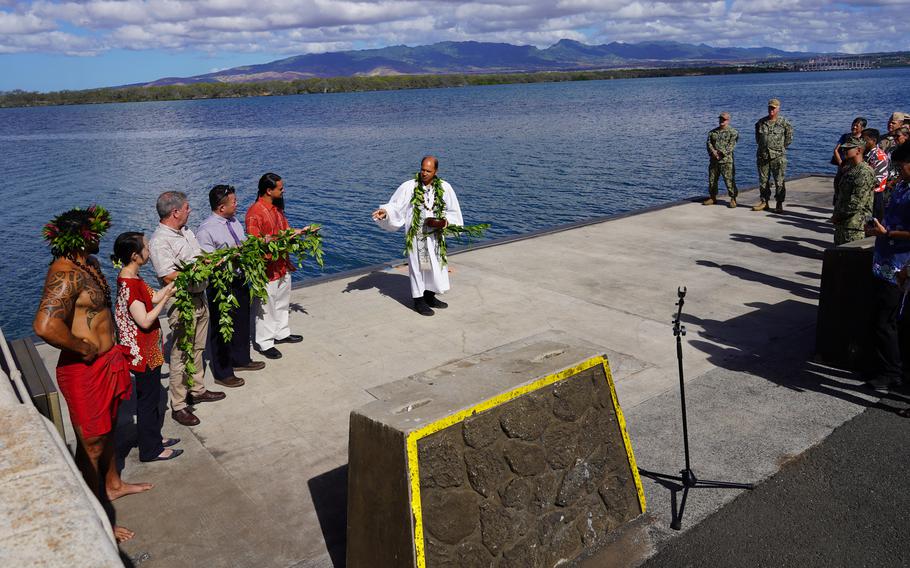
[[167, 292, 209, 411]]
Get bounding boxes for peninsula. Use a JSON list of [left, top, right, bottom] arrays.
[[3, 39, 905, 109]]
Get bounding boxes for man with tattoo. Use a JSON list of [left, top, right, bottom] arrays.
[[33, 206, 152, 544]]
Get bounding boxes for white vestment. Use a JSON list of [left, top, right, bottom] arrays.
[[376, 179, 464, 298]]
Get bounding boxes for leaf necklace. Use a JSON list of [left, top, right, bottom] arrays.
[[70, 256, 113, 308], [404, 173, 447, 262]]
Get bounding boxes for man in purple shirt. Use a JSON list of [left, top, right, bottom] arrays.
[[196, 185, 265, 388]]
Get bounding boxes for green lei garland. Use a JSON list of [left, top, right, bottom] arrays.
[[404, 173, 446, 256], [402, 173, 490, 266], [171, 228, 324, 380]]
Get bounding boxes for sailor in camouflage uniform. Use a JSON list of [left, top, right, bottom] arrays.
[[878, 112, 907, 154], [753, 98, 794, 213], [832, 137, 874, 246], [704, 111, 739, 208]]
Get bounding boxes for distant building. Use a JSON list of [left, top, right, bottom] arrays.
[[799, 57, 876, 71]]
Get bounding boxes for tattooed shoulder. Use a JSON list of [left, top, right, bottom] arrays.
[[86, 308, 100, 328], [37, 269, 85, 320]]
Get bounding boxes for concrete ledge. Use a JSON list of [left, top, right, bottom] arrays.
[[0, 404, 121, 567], [0, 344, 121, 567]]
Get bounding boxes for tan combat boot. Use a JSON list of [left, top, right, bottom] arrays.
[[751, 199, 768, 211], [702, 197, 716, 205], [728, 198, 737, 209]]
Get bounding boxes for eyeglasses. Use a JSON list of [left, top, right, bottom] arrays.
[[211, 185, 235, 201]]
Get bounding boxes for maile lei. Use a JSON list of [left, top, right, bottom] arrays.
[[403, 173, 490, 265], [172, 228, 324, 380]]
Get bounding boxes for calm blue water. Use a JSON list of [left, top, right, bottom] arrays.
[[1, 68, 906, 338]]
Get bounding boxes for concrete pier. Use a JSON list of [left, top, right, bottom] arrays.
[[33, 175, 879, 567]]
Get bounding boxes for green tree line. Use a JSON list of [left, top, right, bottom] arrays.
[[0, 66, 785, 109]]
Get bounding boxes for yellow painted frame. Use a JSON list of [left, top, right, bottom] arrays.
[[404, 354, 646, 567]]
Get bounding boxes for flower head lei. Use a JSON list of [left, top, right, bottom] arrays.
[[42, 205, 112, 259]]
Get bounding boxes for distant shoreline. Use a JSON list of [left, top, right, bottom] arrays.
[[0, 65, 798, 109]]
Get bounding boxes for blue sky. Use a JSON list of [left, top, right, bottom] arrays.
[[1, 1, 907, 92]]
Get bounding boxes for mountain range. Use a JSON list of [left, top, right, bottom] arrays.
[[141, 39, 816, 87]]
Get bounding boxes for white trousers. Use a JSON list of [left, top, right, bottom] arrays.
[[254, 274, 291, 350]]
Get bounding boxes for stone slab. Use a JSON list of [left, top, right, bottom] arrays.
[[348, 332, 644, 567]]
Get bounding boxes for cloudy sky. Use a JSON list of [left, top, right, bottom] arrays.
[[1, 0, 907, 92]]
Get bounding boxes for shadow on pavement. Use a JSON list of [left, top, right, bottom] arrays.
[[792, 203, 833, 215], [728, 233, 824, 261], [781, 234, 832, 250], [682, 298, 909, 412], [695, 261, 818, 299], [309, 464, 348, 568], [342, 270, 412, 308]]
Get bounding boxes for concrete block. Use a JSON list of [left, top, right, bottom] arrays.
[[0, 404, 121, 567], [346, 331, 645, 567]]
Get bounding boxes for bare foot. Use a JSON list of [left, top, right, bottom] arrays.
[[114, 525, 135, 542], [107, 481, 154, 501]]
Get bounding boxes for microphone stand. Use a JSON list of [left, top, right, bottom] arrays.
[[638, 286, 753, 530]]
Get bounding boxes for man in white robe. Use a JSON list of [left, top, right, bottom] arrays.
[[372, 155, 464, 316]]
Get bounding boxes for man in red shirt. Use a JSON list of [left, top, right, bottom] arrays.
[[245, 173, 309, 359]]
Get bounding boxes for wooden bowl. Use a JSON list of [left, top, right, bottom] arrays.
[[424, 217, 447, 229]]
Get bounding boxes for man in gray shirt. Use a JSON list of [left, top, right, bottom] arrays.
[[149, 191, 225, 427], [196, 185, 265, 389]]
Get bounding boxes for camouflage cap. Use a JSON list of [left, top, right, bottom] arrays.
[[768, 98, 781, 108], [718, 111, 731, 120], [840, 137, 865, 150], [891, 112, 909, 123]]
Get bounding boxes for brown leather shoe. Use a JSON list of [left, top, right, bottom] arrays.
[[187, 390, 226, 404], [774, 201, 784, 213], [234, 360, 266, 371], [172, 408, 200, 426], [728, 199, 737, 209], [751, 199, 768, 211], [215, 376, 245, 388]]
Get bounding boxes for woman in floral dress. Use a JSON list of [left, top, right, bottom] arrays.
[[112, 232, 182, 461]]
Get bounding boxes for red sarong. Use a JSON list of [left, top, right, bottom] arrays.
[[57, 344, 133, 439]]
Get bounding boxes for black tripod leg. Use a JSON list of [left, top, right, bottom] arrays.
[[670, 485, 690, 531], [638, 467, 684, 484], [694, 478, 754, 490]]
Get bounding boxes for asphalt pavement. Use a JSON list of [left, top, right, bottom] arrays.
[[641, 397, 910, 568]]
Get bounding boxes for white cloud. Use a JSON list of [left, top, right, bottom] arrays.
[[3, 0, 910, 59], [0, 29, 99, 55], [0, 10, 55, 34]]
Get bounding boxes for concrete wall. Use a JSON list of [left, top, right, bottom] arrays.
[[347, 332, 645, 568], [0, 337, 122, 567]]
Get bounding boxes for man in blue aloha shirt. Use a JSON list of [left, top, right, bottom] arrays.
[[865, 142, 910, 397]]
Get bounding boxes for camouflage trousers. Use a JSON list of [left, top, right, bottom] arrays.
[[708, 161, 737, 199], [834, 226, 865, 246], [758, 155, 787, 203]]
